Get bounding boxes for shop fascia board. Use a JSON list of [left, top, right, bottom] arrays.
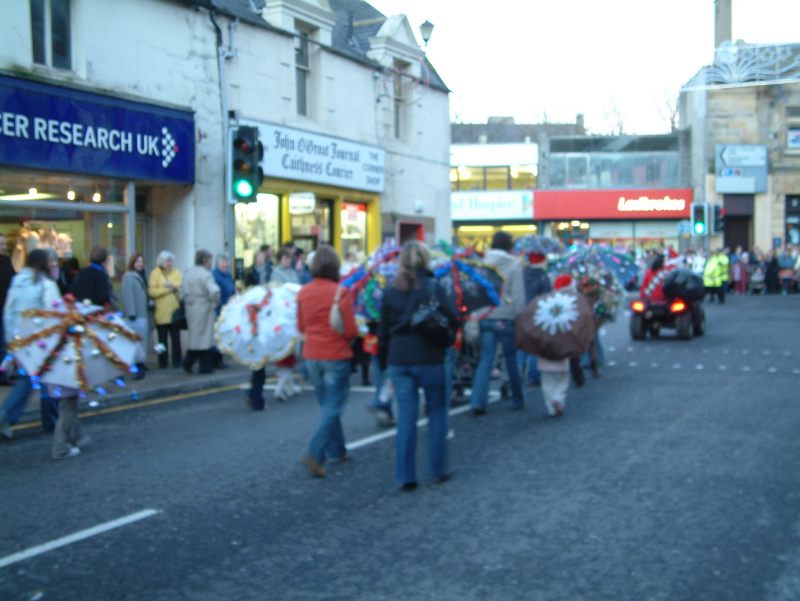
[[0, 199, 129, 213]]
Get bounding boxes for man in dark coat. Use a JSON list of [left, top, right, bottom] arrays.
[[71, 246, 114, 308], [0, 233, 15, 385]]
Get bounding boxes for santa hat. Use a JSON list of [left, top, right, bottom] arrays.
[[553, 274, 573, 290], [527, 252, 546, 266]]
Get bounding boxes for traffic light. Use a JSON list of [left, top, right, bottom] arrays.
[[231, 126, 263, 201], [712, 205, 725, 233], [692, 202, 707, 236]]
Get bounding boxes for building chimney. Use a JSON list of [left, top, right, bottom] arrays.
[[714, 0, 732, 50]]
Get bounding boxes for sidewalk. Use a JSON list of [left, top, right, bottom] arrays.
[[1, 362, 255, 428]]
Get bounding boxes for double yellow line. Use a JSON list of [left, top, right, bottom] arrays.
[[11, 383, 244, 433]]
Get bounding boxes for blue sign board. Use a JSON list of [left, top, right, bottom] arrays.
[[0, 75, 194, 183]]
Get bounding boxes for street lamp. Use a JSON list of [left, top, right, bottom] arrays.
[[419, 20, 434, 46]]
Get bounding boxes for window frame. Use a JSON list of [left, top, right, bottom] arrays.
[[30, 0, 71, 70], [295, 29, 310, 117]]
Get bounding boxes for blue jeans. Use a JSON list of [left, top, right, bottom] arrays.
[[389, 363, 449, 485], [516, 351, 540, 384], [2, 375, 57, 431], [305, 359, 351, 464], [470, 319, 524, 411], [443, 346, 455, 411], [368, 355, 391, 415]]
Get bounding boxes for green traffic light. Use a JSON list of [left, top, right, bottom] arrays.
[[234, 179, 253, 198], [693, 222, 706, 235]]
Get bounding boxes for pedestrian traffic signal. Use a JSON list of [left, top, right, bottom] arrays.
[[231, 126, 263, 201], [712, 205, 725, 233], [692, 203, 707, 236]]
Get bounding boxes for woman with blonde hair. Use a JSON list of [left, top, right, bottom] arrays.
[[378, 241, 459, 490], [148, 250, 182, 369]]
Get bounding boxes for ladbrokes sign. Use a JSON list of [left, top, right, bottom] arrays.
[[534, 189, 692, 220]]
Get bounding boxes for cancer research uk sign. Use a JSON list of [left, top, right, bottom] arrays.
[[0, 75, 194, 183], [249, 121, 385, 193]]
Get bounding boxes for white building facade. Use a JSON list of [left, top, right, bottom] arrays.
[[0, 0, 450, 276]]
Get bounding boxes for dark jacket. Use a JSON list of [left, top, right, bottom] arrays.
[[378, 270, 459, 368], [244, 263, 270, 288], [0, 254, 14, 316], [71, 263, 113, 307], [212, 268, 236, 314], [523, 266, 552, 303]]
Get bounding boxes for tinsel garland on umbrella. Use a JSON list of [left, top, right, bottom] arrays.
[[431, 242, 503, 317], [513, 235, 564, 257], [215, 283, 300, 370], [340, 242, 400, 321], [7, 296, 141, 393], [548, 259, 623, 323], [552, 244, 639, 289]]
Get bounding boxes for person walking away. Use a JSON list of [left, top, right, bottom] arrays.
[[211, 253, 236, 369], [122, 254, 149, 380], [71, 246, 114, 308], [50, 385, 88, 459], [538, 274, 575, 417], [0, 233, 16, 386], [732, 246, 747, 295], [1, 250, 60, 439], [469, 231, 527, 415], [379, 241, 459, 490], [297, 245, 358, 478], [180, 250, 220, 375], [765, 250, 780, 294], [148, 251, 183, 369], [518, 252, 552, 386], [778, 247, 794, 294]]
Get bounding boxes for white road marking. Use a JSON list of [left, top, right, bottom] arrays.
[[607, 361, 617, 367], [742, 350, 750, 355], [608, 346, 616, 352], [763, 350, 771, 356], [784, 351, 792, 357], [696, 364, 704, 370], [768, 367, 778, 373], [673, 363, 682, 369], [793, 368, 800, 375], [719, 365, 727, 371], [346, 392, 500, 451], [650, 362, 659, 368], [722, 349, 729, 355], [628, 361, 638, 368], [742, 366, 751, 372], [0, 509, 160, 570]]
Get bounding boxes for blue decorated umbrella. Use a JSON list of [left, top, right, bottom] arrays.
[[432, 257, 503, 316], [513, 235, 564, 256]]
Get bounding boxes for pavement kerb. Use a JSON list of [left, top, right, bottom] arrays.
[[10, 368, 254, 429]]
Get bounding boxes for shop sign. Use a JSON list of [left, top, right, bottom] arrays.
[[451, 190, 533, 221], [0, 75, 194, 183], [246, 121, 385, 193], [288, 192, 316, 215], [715, 144, 767, 193], [533, 189, 692, 220]]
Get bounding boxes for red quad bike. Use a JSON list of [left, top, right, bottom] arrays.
[[629, 298, 705, 341]]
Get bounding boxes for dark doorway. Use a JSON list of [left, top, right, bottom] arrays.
[[398, 222, 424, 244], [724, 217, 750, 251]]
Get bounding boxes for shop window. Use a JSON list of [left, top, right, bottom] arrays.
[[30, 0, 71, 70], [786, 108, 800, 152], [235, 193, 280, 268], [295, 29, 310, 116], [485, 167, 510, 190], [454, 165, 482, 190], [393, 60, 409, 140], [449, 168, 460, 191], [510, 164, 536, 189], [341, 203, 367, 261], [566, 155, 589, 187]]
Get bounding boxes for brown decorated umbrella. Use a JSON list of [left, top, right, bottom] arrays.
[[514, 290, 595, 360], [7, 297, 141, 392]]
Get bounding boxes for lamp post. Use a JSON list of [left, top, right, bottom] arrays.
[[419, 20, 434, 46]]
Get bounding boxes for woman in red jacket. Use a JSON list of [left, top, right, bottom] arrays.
[[297, 245, 359, 478]]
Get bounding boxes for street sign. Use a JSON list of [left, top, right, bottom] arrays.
[[715, 144, 767, 193]]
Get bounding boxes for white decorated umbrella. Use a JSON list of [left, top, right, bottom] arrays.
[[7, 297, 141, 392], [215, 283, 300, 370]]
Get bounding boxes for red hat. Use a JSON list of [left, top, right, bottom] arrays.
[[553, 274, 573, 290], [527, 252, 546, 265]]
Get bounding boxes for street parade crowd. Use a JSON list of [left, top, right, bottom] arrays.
[[0, 231, 796, 489]]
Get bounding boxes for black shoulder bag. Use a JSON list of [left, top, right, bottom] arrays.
[[410, 278, 454, 349]]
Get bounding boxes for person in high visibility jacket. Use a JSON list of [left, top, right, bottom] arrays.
[[704, 249, 725, 303], [718, 246, 730, 299]]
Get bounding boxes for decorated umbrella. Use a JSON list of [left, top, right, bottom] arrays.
[[340, 242, 400, 321], [550, 245, 639, 290], [513, 235, 564, 256], [7, 297, 141, 393], [514, 290, 595, 360], [215, 283, 300, 370], [432, 255, 504, 316], [550, 259, 624, 324]]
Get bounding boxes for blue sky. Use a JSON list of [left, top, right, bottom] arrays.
[[369, 0, 800, 134]]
